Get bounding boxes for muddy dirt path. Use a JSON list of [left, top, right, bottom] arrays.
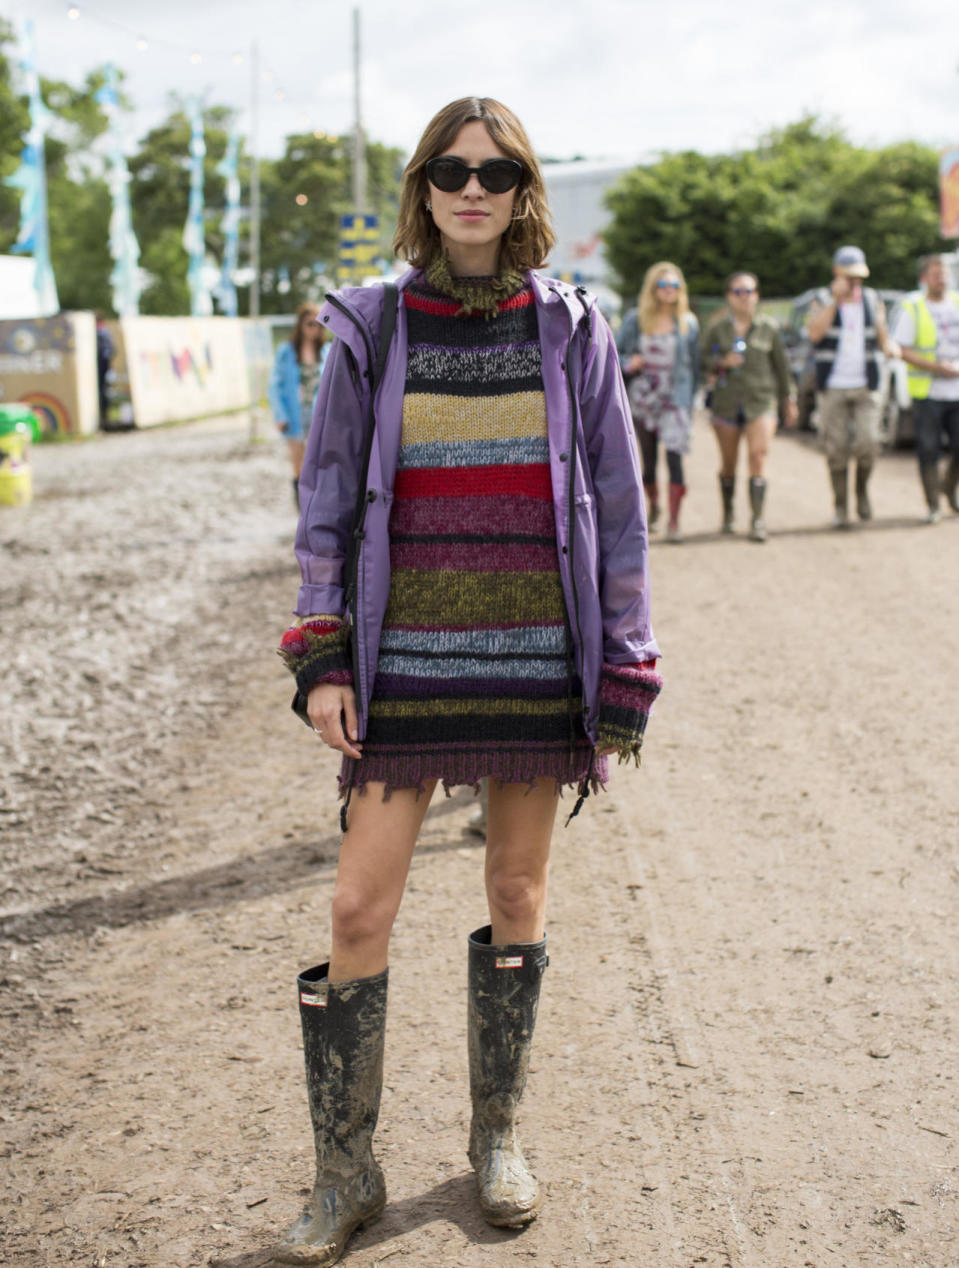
[[2, 412, 957, 1267]]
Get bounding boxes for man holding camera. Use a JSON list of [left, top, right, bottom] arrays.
[[807, 246, 900, 528]]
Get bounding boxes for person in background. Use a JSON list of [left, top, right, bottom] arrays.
[[268, 302, 330, 506], [806, 246, 899, 529], [891, 253, 959, 523], [271, 96, 662, 1266], [95, 312, 115, 429], [702, 272, 797, 541], [616, 262, 700, 542]]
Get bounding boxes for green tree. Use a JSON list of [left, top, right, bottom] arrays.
[[0, 20, 35, 253], [129, 101, 234, 315], [256, 132, 403, 313], [42, 68, 115, 312], [604, 117, 950, 300]]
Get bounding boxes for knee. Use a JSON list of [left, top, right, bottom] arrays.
[[331, 883, 390, 949], [486, 865, 545, 926]]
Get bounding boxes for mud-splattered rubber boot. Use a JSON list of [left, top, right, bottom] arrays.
[[467, 925, 548, 1228], [269, 964, 388, 1266]]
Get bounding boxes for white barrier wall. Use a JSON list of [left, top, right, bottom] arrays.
[[0, 312, 275, 434], [122, 316, 257, 428]]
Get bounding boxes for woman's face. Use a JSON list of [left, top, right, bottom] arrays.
[[726, 275, 759, 320], [300, 309, 320, 341], [654, 271, 681, 306], [426, 119, 519, 272]]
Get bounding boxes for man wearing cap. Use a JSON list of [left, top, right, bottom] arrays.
[[890, 253, 959, 523], [807, 246, 900, 528]]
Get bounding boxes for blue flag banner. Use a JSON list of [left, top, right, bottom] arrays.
[[95, 65, 143, 316], [338, 213, 379, 282], [183, 99, 212, 316], [6, 20, 58, 315], [214, 132, 241, 317]]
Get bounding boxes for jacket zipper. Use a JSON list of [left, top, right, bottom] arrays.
[[324, 292, 378, 727], [551, 287, 589, 729]]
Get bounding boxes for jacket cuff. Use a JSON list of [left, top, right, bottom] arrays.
[[596, 661, 663, 764], [278, 616, 353, 698]]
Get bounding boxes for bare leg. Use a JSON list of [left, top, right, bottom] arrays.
[[711, 417, 741, 478], [289, 438, 307, 479], [744, 413, 776, 478], [484, 780, 559, 945], [329, 781, 437, 981]]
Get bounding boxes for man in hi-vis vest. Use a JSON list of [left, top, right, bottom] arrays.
[[807, 246, 900, 529], [891, 254, 959, 524]]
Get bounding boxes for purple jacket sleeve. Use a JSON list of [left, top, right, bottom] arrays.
[[293, 338, 367, 618], [577, 308, 660, 665]]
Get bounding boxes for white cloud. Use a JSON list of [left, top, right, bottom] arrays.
[[20, 0, 959, 160]]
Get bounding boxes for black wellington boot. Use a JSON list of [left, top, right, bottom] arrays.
[[919, 463, 942, 524], [719, 475, 735, 533], [270, 965, 388, 1267], [830, 465, 849, 529], [944, 459, 959, 513], [855, 459, 874, 521], [467, 925, 548, 1228]]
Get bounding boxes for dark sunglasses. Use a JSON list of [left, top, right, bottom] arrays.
[[729, 286, 757, 296], [425, 156, 523, 194]]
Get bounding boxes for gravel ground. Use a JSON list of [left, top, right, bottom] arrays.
[[1, 410, 957, 1267]]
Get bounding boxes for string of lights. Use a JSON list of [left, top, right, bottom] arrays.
[[48, 2, 335, 138]]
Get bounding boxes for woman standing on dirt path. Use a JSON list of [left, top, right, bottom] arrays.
[[616, 261, 700, 542], [268, 301, 331, 507], [702, 271, 797, 541], [273, 96, 662, 1267]]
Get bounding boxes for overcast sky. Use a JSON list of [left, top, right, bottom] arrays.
[[13, 0, 959, 163]]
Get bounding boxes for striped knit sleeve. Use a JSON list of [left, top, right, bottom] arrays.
[[596, 661, 663, 764], [278, 614, 353, 699]]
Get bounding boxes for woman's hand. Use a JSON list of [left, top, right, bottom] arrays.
[[307, 682, 363, 759], [597, 745, 617, 758], [782, 399, 799, 429], [626, 353, 645, 375], [721, 350, 745, 369]]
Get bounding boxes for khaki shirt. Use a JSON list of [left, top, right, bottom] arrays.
[[701, 312, 793, 419]]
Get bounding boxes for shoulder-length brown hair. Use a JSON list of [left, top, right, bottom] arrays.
[[393, 97, 555, 272]]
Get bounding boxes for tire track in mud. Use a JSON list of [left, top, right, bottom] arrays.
[[583, 788, 745, 1268]]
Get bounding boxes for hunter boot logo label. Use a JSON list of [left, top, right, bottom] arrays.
[[300, 990, 328, 1007], [495, 955, 524, 969]]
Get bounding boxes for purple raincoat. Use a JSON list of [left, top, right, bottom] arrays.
[[292, 268, 660, 745]]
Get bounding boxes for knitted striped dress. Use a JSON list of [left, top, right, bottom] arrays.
[[279, 269, 663, 802], [342, 270, 599, 795]]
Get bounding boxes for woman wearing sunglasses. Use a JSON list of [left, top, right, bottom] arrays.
[[702, 272, 797, 541], [272, 97, 662, 1265], [617, 262, 700, 542]]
